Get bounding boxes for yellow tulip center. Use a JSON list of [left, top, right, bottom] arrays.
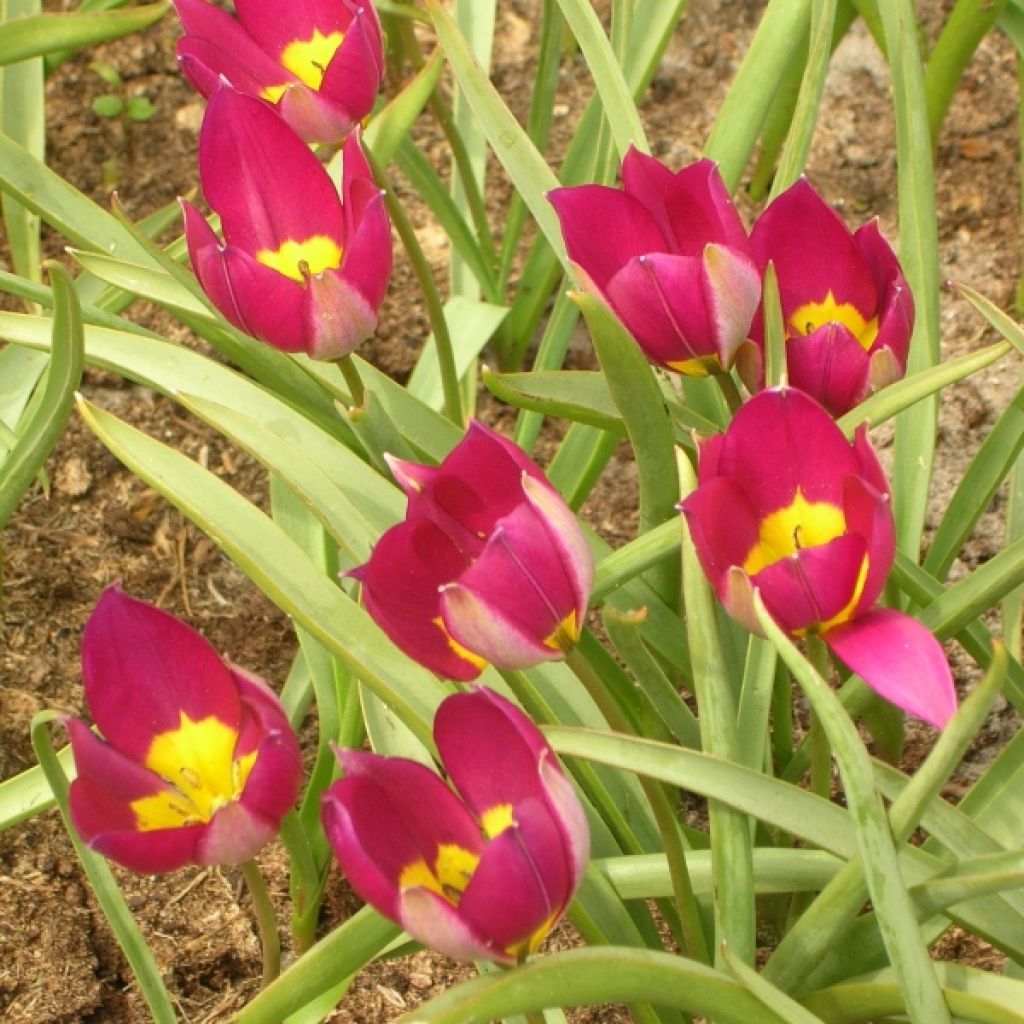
[[789, 290, 879, 351], [544, 610, 581, 652], [281, 29, 345, 90], [433, 616, 489, 672], [399, 803, 516, 905], [256, 236, 343, 282], [664, 354, 723, 377], [742, 490, 846, 576], [130, 713, 256, 831]]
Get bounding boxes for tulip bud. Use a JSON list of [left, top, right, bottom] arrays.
[[351, 421, 594, 680], [549, 147, 761, 375], [67, 585, 302, 873], [174, 0, 383, 145], [183, 85, 391, 359], [680, 388, 955, 728], [322, 687, 589, 963]]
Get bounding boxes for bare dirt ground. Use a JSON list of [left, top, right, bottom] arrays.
[[0, 1, 1021, 1021]]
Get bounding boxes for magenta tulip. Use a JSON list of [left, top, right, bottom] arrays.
[[548, 147, 761, 375], [680, 388, 955, 728], [174, 0, 383, 145], [350, 421, 594, 680], [322, 687, 589, 963], [182, 85, 391, 360], [742, 178, 914, 416], [67, 585, 302, 873]]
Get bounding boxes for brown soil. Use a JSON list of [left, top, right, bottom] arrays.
[[0, 1, 1021, 1021]]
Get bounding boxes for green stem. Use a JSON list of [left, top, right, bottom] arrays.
[[564, 647, 710, 965], [335, 354, 366, 408], [242, 859, 282, 988], [713, 371, 743, 415], [395, 14, 498, 296], [364, 146, 465, 426], [804, 636, 833, 801], [31, 713, 177, 1024], [280, 810, 322, 954], [924, 0, 1009, 144]]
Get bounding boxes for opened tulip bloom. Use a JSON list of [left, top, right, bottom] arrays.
[[680, 388, 955, 728], [183, 85, 391, 360], [322, 687, 589, 963], [174, 0, 383, 144], [549, 147, 760, 375], [67, 585, 302, 873], [742, 178, 914, 416], [351, 421, 594, 680]]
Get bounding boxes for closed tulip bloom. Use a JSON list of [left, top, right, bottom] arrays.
[[174, 0, 383, 145], [743, 178, 914, 416], [67, 585, 302, 873], [182, 85, 391, 360], [351, 421, 594, 680], [680, 388, 955, 728], [322, 687, 589, 963], [548, 147, 761, 375]]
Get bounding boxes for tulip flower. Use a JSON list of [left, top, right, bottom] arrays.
[[743, 178, 914, 417], [67, 585, 302, 873], [548, 147, 761, 375], [173, 0, 383, 145], [679, 388, 956, 728], [182, 85, 391, 360], [350, 421, 594, 680], [322, 686, 589, 963]]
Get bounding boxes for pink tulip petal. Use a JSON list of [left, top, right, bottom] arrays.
[[854, 220, 909, 306], [339, 181, 391, 310], [67, 719, 171, 808], [663, 160, 750, 256], [82, 584, 241, 763], [785, 322, 872, 417], [841, 472, 893, 613], [235, 731, 302, 828], [824, 608, 957, 728], [434, 689, 551, 813], [398, 887, 508, 963], [702, 243, 762, 367], [421, 423, 546, 544], [620, 144, 675, 198], [852, 424, 890, 498], [182, 200, 251, 331], [353, 518, 482, 681], [871, 281, 913, 370], [320, 4, 383, 122], [458, 821, 560, 955], [539, 749, 590, 892], [714, 387, 860, 514], [220, 247, 311, 352], [750, 179, 877, 317], [548, 184, 666, 290], [199, 86, 344, 254], [196, 801, 277, 865], [322, 751, 483, 919], [605, 252, 716, 367], [521, 474, 594, 619], [87, 819, 205, 875], [173, 0, 295, 97], [679, 475, 761, 599], [441, 581, 561, 670], [694, 432, 724, 484], [753, 533, 867, 634], [231, 665, 296, 756], [235, 0, 353, 57], [177, 38, 290, 100], [277, 85, 353, 145], [306, 269, 377, 359]]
